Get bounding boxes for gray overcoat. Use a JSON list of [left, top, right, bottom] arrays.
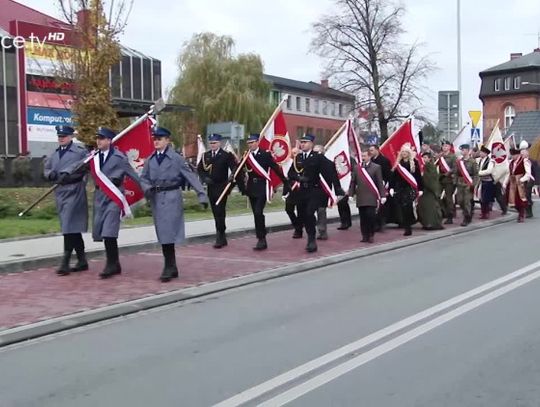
[[43, 142, 88, 234], [349, 161, 385, 207], [92, 148, 141, 241], [141, 148, 208, 244]]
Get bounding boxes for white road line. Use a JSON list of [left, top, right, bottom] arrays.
[[213, 259, 540, 407], [260, 267, 540, 406]]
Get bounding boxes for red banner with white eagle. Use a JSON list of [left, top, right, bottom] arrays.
[[112, 117, 155, 206], [258, 109, 291, 201], [380, 118, 424, 173]]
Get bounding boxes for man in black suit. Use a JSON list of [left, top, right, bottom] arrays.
[[369, 144, 392, 229], [197, 134, 240, 248], [288, 134, 345, 253], [243, 133, 288, 250]]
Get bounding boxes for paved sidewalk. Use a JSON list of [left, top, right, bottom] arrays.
[[0, 212, 510, 341], [0, 207, 345, 272]]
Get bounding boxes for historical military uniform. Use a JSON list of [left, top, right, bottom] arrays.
[[142, 127, 208, 282], [91, 127, 142, 279], [417, 154, 444, 230], [197, 134, 238, 248], [243, 133, 288, 250], [477, 146, 496, 219], [436, 141, 457, 224], [43, 125, 89, 276], [507, 144, 533, 222], [349, 159, 385, 243], [454, 145, 479, 226], [287, 134, 344, 253]]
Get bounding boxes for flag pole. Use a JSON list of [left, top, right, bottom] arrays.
[[484, 119, 500, 148], [215, 95, 289, 206], [18, 99, 165, 217], [324, 120, 348, 150], [450, 122, 470, 145]]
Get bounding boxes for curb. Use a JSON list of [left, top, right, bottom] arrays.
[[0, 214, 516, 347], [0, 216, 348, 274]]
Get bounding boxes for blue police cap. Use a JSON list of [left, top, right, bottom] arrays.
[[152, 127, 171, 138], [459, 144, 470, 150], [208, 134, 223, 142], [300, 134, 315, 142], [55, 125, 75, 136], [247, 134, 260, 142], [95, 127, 116, 139]]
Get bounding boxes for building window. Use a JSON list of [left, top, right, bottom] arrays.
[[325, 129, 332, 140], [494, 78, 501, 91], [504, 77, 511, 91], [305, 98, 311, 113], [314, 99, 320, 114], [296, 126, 305, 139], [296, 96, 301, 111], [322, 101, 328, 115], [316, 128, 323, 140], [330, 102, 336, 116], [514, 76, 521, 90], [271, 90, 280, 106], [339, 104, 343, 117], [286, 95, 292, 110], [306, 127, 314, 136], [504, 105, 516, 129]]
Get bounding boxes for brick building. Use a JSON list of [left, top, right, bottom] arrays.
[[479, 49, 540, 139], [264, 74, 355, 145]]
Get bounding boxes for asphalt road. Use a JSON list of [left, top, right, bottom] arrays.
[[2, 218, 540, 407]]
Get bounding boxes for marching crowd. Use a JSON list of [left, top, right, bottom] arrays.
[[43, 124, 535, 282]]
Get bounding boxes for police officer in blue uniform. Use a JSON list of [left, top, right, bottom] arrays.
[[44, 125, 89, 276], [91, 127, 142, 279], [242, 133, 288, 250], [288, 134, 345, 253], [197, 134, 239, 248], [142, 127, 209, 282]]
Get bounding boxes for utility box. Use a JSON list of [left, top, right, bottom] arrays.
[[206, 122, 245, 149]]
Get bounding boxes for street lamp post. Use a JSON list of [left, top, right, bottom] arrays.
[[457, 0, 462, 129]]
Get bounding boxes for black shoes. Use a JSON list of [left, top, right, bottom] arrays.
[[306, 237, 318, 253], [71, 252, 88, 272], [337, 224, 351, 230], [56, 251, 72, 276], [99, 263, 122, 279], [292, 230, 303, 239], [160, 266, 179, 282], [213, 232, 228, 249], [253, 238, 268, 251]]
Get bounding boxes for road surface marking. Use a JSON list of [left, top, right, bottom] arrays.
[[213, 259, 540, 407]]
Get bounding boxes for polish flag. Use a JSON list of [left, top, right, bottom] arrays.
[[380, 118, 424, 172]]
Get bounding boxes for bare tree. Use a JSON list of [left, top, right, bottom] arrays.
[[312, 0, 435, 141], [54, 0, 133, 145]]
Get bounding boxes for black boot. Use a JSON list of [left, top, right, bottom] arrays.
[[253, 238, 268, 251], [361, 235, 369, 243], [306, 236, 318, 253], [337, 224, 350, 230], [403, 227, 412, 236], [100, 238, 121, 279], [160, 244, 178, 282], [71, 252, 89, 272], [292, 229, 303, 239], [56, 251, 72, 276], [213, 232, 227, 249]]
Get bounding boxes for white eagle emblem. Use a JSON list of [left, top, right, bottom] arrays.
[[270, 136, 290, 164], [334, 151, 351, 179], [126, 148, 145, 174]]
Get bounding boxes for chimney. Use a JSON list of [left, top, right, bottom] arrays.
[[320, 79, 329, 88], [510, 52, 523, 60]]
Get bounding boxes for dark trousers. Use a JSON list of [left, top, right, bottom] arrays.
[[358, 206, 377, 238], [104, 237, 119, 265], [209, 185, 228, 233], [285, 198, 302, 232], [337, 197, 352, 227], [400, 203, 415, 230], [249, 195, 267, 239], [63, 233, 85, 255], [297, 190, 320, 239], [495, 182, 508, 213]]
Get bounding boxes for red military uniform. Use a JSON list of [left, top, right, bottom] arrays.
[[507, 154, 532, 222]]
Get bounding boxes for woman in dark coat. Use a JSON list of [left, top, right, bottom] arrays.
[[390, 144, 423, 236], [417, 152, 444, 230]]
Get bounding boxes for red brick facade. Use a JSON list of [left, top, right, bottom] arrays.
[[483, 94, 540, 138], [283, 113, 346, 145]]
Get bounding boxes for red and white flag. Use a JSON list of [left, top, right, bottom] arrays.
[[488, 125, 510, 183], [196, 135, 206, 166], [113, 117, 155, 208], [258, 108, 291, 202], [324, 121, 351, 206], [380, 119, 424, 173]]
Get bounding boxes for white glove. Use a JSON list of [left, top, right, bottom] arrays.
[[380, 197, 387, 204], [389, 188, 395, 197], [418, 191, 424, 197]]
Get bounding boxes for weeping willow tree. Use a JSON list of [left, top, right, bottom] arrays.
[[163, 33, 272, 146]]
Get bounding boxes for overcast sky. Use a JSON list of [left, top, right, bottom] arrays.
[[18, 0, 540, 123]]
